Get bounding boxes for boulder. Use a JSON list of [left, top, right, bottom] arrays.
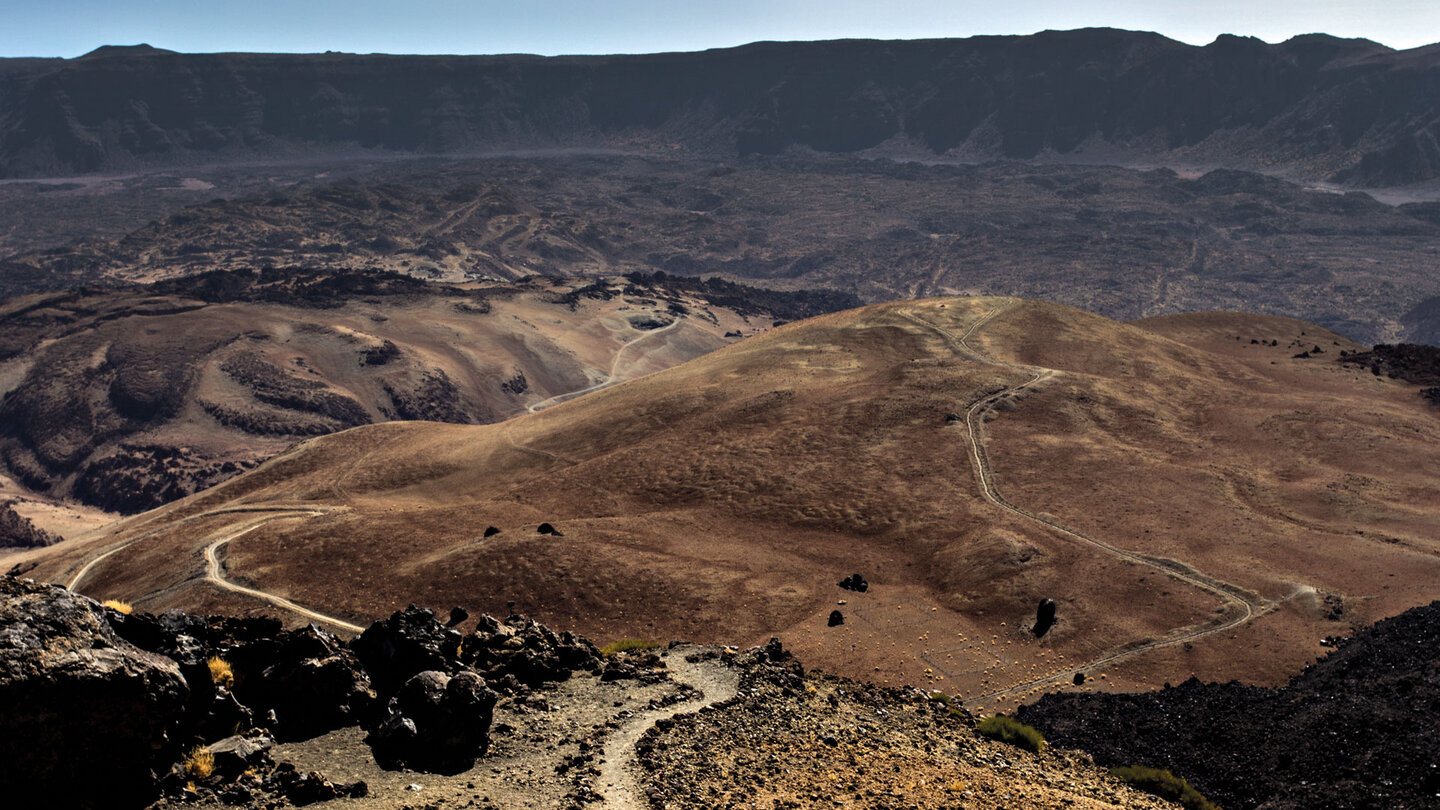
[[446, 606, 470, 628], [367, 669, 498, 773], [828, 610, 845, 627], [0, 578, 189, 808], [1034, 598, 1057, 638], [483, 526, 501, 538], [351, 605, 462, 697], [207, 731, 274, 777], [837, 573, 869, 593]]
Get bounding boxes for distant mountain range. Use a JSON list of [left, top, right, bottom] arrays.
[[3, 30, 1440, 185]]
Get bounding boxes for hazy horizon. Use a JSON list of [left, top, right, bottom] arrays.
[[0, 0, 1434, 59]]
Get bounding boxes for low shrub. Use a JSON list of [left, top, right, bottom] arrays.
[[1110, 765, 1220, 810], [182, 745, 215, 780], [207, 656, 235, 689], [599, 638, 659, 656], [100, 599, 133, 614], [976, 714, 1046, 753]]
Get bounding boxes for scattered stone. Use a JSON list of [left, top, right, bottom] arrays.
[[827, 610, 845, 627], [537, 522, 563, 536], [1073, 672, 1086, 685], [483, 526, 501, 537]]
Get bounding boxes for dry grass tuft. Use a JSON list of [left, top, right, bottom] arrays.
[[183, 745, 215, 780], [100, 599, 133, 614], [207, 656, 235, 689]]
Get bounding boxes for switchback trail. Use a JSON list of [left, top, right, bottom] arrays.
[[597, 648, 740, 810], [900, 302, 1272, 707], [67, 504, 364, 634]]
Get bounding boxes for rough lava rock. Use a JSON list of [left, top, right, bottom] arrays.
[[460, 613, 601, 686], [0, 577, 189, 808], [350, 604, 463, 696], [234, 623, 375, 741], [367, 669, 499, 773]]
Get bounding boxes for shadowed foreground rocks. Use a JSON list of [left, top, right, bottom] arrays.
[[1019, 600, 1440, 810], [0, 577, 188, 808], [0, 579, 601, 808]]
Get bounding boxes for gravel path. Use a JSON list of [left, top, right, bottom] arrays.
[[597, 648, 740, 809]]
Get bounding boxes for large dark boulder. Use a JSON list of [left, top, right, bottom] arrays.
[[0, 578, 189, 808], [350, 604, 462, 697], [366, 669, 498, 773]]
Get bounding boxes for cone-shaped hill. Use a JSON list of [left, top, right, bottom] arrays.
[[28, 298, 1440, 706]]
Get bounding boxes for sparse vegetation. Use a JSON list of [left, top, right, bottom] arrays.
[[600, 638, 660, 656], [182, 745, 215, 780], [976, 714, 1046, 753], [207, 656, 235, 689], [1109, 765, 1220, 810], [100, 599, 133, 614]]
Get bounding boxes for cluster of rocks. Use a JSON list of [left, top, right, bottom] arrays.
[[837, 572, 869, 592], [0, 577, 603, 808]]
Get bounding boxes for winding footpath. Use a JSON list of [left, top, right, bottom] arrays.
[[900, 303, 1272, 706], [67, 504, 364, 634], [596, 649, 740, 810]]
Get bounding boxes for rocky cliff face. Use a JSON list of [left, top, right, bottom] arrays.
[[2, 31, 1439, 185]]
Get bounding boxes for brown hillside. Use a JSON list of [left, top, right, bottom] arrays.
[[26, 298, 1440, 708]]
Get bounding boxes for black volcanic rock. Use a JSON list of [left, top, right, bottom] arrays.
[[0, 578, 189, 809], [350, 604, 463, 697], [1019, 600, 1440, 810], [366, 669, 499, 773], [0, 31, 1436, 185]]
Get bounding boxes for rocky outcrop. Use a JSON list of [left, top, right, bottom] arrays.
[[460, 613, 601, 687], [0, 502, 60, 548], [0, 577, 189, 808]]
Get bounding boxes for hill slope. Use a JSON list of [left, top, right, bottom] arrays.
[[0, 270, 851, 513], [22, 297, 1440, 704], [3, 30, 1439, 185]]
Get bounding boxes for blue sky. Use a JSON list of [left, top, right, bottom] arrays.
[[1, 0, 1435, 57]]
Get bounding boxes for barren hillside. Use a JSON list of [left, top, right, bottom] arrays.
[[20, 297, 1440, 706]]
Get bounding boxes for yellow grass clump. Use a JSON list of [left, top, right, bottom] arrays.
[[100, 599, 133, 614], [183, 745, 215, 780], [207, 656, 235, 689]]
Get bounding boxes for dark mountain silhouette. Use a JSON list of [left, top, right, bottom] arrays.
[[2, 29, 1438, 185]]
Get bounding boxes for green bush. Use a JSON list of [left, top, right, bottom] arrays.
[[1109, 765, 1220, 810], [975, 714, 1045, 753], [599, 638, 660, 656]]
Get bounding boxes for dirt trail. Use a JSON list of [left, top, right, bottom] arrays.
[[597, 648, 740, 810], [900, 303, 1272, 706], [202, 515, 365, 633], [527, 318, 682, 413]]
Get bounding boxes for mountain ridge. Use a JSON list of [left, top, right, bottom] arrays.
[[3, 29, 1439, 185]]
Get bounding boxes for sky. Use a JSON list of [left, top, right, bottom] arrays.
[[0, 0, 1435, 58]]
